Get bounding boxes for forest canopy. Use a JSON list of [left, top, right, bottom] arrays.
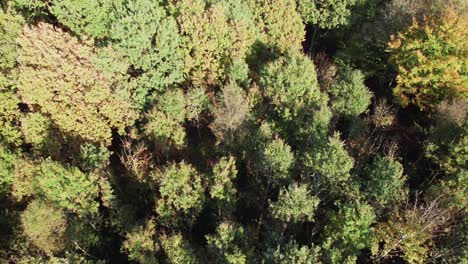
[[0, 0, 467, 263]]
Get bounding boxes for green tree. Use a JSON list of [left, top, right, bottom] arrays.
[[249, 0, 305, 52], [173, 0, 254, 86], [49, 0, 114, 38], [155, 162, 205, 224], [0, 10, 23, 147], [210, 156, 238, 211], [426, 100, 467, 175], [21, 200, 67, 255], [303, 133, 354, 191], [186, 87, 210, 124], [270, 183, 319, 223], [144, 89, 188, 151], [296, 0, 357, 29], [160, 233, 197, 264], [206, 222, 249, 264], [259, 51, 331, 144], [19, 112, 60, 156], [259, 138, 294, 185], [372, 199, 452, 264], [0, 146, 15, 195], [0, 10, 22, 71], [389, 9, 468, 111], [329, 65, 372, 116], [361, 155, 407, 209], [34, 159, 102, 214], [122, 219, 158, 264], [265, 240, 322, 264], [110, 0, 185, 108], [17, 22, 137, 145], [322, 201, 375, 263]]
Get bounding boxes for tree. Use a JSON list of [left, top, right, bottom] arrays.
[[0, 10, 22, 147], [122, 219, 158, 264], [185, 87, 210, 125], [144, 89, 188, 151], [259, 51, 331, 144], [372, 198, 453, 264], [322, 201, 375, 263], [361, 155, 407, 209], [210, 156, 238, 211], [206, 221, 249, 264], [303, 133, 354, 191], [21, 200, 67, 255], [249, 0, 305, 52], [160, 233, 197, 264], [109, 0, 185, 108], [14, 159, 105, 216], [0, 146, 15, 195], [211, 81, 250, 143], [265, 240, 322, 264], [389, 9, 468, 111], [19, 112, 60, 156], [296, 0, 357, 29], [426, 99, 467, 175], [0, 10, 22, 71], [49, 0, 114, 38], [329, 64, 372, 117], [173, 0, 254, 86], [154, 162, 205, 224], [17, 22, 137, 145], [270, 183, 319, 223], [258, 138, 294, 186]]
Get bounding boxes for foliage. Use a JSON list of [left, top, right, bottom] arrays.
[[173, 0, 254, 86], [296, 0, 357, 28], [322, 201, 375, 263], [0, 10, 22, 147], [0, 88, 21, 147], [186, 87, 210, 122], [144, 91, 187, 150], [259, 138, 294, 185], [34, 159, 101, 214], [249, 0, 305, 52], [362, 155, 407, 209], [265, 240, 322, 264], [259, 50, 330, 143], [211, 81, 250, 143], [0, 1, 466, 262], [21, 200, 67, 255], [110, 0, 185, 108], [210, 156, 238, 210], [0, 146, 15, 195], [270, 183, 319, 223], [304, 133, 354, 189], [329, 64, 372, 116], [426, 100, 467, 175], [206, 221, 249, 264], [75, 142, 111, 172], [19, 112, 55, 153], [372, 199, 452, 264], [160, 233, 197, 264], [0, 10, 22, 71], [389, 9, 468, 111], [49, 0, 113, 38], [155, 162, 205, 224], [122, 219, 158, 264], [17, 22, 137, 145]]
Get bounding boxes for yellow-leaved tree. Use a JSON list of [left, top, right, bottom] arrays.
[[389, 9, 468, 111], [17, 22, 137, 145]]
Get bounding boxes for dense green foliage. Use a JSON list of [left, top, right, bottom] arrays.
[[0, 0, 466, 263]]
